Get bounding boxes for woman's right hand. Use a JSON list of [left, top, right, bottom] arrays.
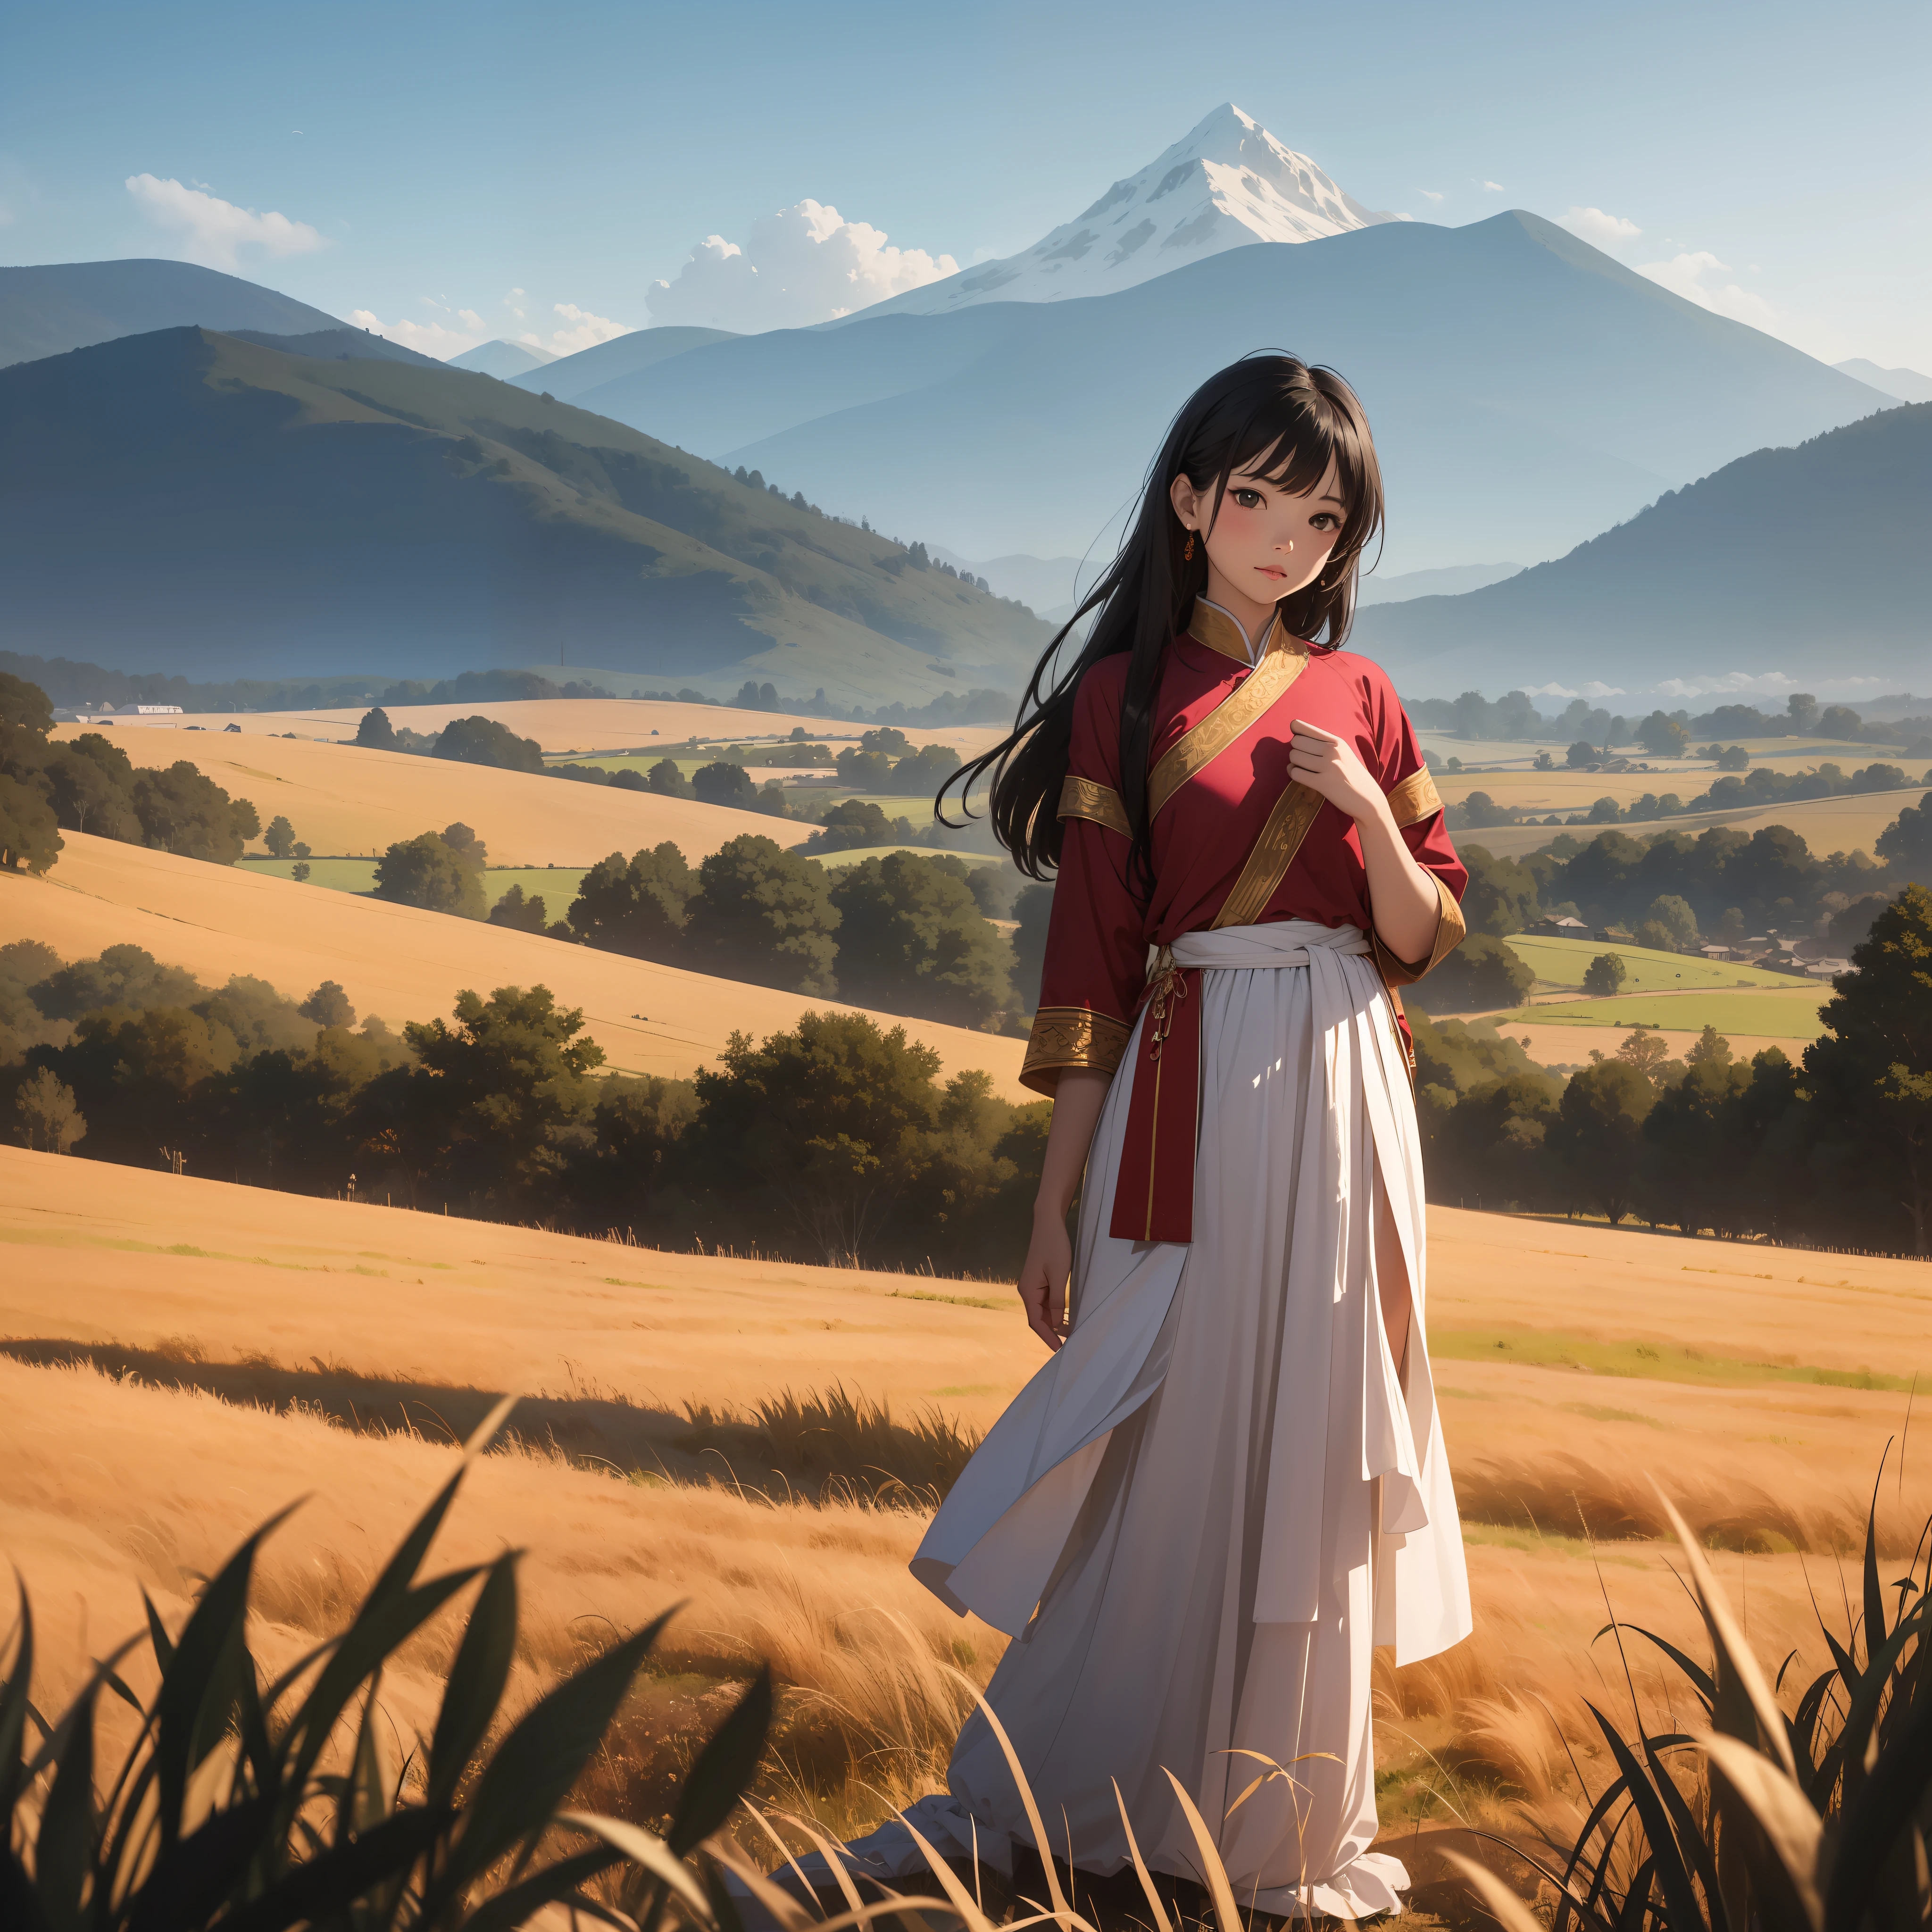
[[1017, 1213, 1073, 1351]]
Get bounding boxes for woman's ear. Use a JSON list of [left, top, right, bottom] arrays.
[[1168, 472, 1199, 533]]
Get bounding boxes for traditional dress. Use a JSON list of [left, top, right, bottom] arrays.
[[793, 600, 1472, 1917]]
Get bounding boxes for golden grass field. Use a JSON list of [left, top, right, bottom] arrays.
[[1448, 785, 1923, 861], [0, 831, 1030, 1095], [103, 698, 1014, 762], [5, 1141, 1929, 1864], [52, 724, 798, 867]]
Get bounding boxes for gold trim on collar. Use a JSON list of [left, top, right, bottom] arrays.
[[1057, 774, 1130, 837], [1149, 625, 1310, 818], [1020, 1005, 1132, 1094], [1187, 597, 1279, 664], [1385, 767, 1443, 828], [1211, 782, 1325, 929]]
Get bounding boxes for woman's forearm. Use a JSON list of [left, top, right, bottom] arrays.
[[1354, 801, 1441, 966], [1034, 1066, 1114, 1221]]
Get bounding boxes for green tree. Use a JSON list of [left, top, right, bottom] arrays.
[[433, 714, 545, 774], [1686, 1023, 1732, 1069], [0, 671, 54, 734], [883, 743, 961, 796], [676, 1011, 941, 1260], [373, 829, 487, 918], [1582, 951, 1628, 996], [1566, 740, 1598, 769], [0, 773, 61, 874], [562, 1073, 700, 1224], [32, 944, 201, 1019], [131, 761, 257, 863], [38, 742, 142, 840], [1458, 845, 1542, 937], [300, 980, 357, 1028], [567, 843, 694, 960], [488, 883, 550, 932], [1786, 692, 1819, 733], [645, 758, 693, 798], [358, 984, 605, 1206], [1011, 883, 1054, 1013], [833, 747, 894, 790], [1715, 744, 1750, 771], [802, 799, 896, 853], [828, 851, 1014, 1028], [355, 705, 399, 749], [1549, 1057, 1656, 1224], [1806, 883, 1932, 1253], [263, 814, 296, 858], [14, 1066, 84, 1152], [1642, 893, 1699, 950], [1636, 710, 1691, 757], [1408, 934, 1533, 1014], [692, 760, 757, 808], [1876, 796, 1932, 880], [291, 859, 311, 882], [682, 835, 839, 995]]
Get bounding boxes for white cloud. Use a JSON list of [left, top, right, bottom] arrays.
[[549, 302, 629, 354], [1561, 205, 1641, 248], [125, 173, 325, 272], [1421, 190, 1445, 203], [504, 287, 527, 320], [648, 199, 959, 332], [1636, 250, 1783, 335], [1523, 681, 1628, 700], [1650, 670, 1884, 700], [1481, 180, 1505, 192], [349, 300, 485, 360]]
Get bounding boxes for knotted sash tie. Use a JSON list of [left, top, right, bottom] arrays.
[[1108, 920, 1374, 1244]]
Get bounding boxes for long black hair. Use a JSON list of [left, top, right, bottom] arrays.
[[938, 354, 1384, 885]]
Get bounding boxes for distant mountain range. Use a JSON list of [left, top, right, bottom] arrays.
[[506, 324, 739, 402], [555, 211, 1891, 574], [1834, 358, 1932, 403], [450, 338, 558, 379], [0, 327, 1050, 699], [0, 258, 342, 368], [867, 104, 1391, 316], [1352, 402, 1931, 693]]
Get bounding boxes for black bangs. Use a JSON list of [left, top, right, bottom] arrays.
[[938, 353, 1386, 884]]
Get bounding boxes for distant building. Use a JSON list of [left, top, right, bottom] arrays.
[[1525, 915, 1591, 937]]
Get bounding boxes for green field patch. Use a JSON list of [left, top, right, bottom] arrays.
[[1433, 1327, 1915, 1391], [888, 1288, 1008, 1311], [1559, 1401, 1667, 1428], [1506, 934, 1796, 992], [238, 857, 378, 892], [1501, 987, 1827, 1038], [815, 844, 1003, 871], [1459, 1521, 1642, 1562]]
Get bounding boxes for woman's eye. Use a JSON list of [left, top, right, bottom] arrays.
[[1232, 489, 1262, 508], [1310, 513, 1339, 531]]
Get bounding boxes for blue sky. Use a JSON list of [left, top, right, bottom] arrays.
[[4, 0, 1927, 371]]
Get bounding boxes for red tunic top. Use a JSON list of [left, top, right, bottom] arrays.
[[1023, 599, 1468, 1240]]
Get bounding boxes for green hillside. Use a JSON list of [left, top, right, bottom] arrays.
[[0, 327, 1053, 706]]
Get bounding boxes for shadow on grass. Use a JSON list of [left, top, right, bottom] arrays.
[[0, 1338, 979, 1507]]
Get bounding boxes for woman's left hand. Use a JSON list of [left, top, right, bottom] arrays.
[[1288, 718, 1386, 824]]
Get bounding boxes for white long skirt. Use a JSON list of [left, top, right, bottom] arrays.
[[796, 920, 1470, 1918]]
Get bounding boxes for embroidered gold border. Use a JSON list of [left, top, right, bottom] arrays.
[[1371, 873, 1468, 986], [1212, 782, 1325, 930], [1385, 767, 1443, 828], [1149, 629, 1310, 819], [1020, 1005, 1132, 1095], [1056, 773, 1130, 837]]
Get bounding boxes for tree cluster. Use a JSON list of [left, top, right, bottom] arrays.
[[1452, 762, 1930, 835], [1414, 884, 1932, 1253], [0, 672, 260, 873], [1, 941, 1050, 1272]]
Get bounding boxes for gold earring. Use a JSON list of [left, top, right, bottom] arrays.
[[1183, 531, 1196, 561]]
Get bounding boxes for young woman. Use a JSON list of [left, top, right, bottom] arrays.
[[807, 356, 1471, 1916]]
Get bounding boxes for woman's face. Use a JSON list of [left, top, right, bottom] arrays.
[[1170, 454, 1347, 612]]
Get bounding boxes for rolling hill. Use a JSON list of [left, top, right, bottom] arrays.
[[0, 258, 341, 368], [556, 211, 1889, 574], [450, 338, 558, 378], [509, 324, 740, 402], [1353, 401, 1932, 691], [5, 830, 1030, 1095], [0, 327, 1051, 698]]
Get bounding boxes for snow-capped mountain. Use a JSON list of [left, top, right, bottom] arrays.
[[871, 104, 1392, 316]]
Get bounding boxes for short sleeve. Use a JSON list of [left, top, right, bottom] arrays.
[[1021, 665, 1149, 1095], [1365, 667, 1468, 985]]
